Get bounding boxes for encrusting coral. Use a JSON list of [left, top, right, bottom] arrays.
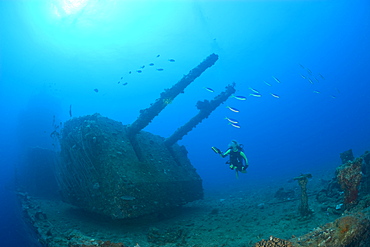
[[254, 236, 295, 247], [336, 158, 362, 209]]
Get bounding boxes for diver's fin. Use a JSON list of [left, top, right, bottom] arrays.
[[235, 170, 239, 179]]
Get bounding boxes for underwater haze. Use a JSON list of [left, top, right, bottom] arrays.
[[1, 0, 370, 245]]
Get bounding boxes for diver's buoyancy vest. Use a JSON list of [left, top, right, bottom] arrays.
[[229, 149, 244, 166]]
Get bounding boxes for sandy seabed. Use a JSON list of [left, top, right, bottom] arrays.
[[19, 169, 348, 247]]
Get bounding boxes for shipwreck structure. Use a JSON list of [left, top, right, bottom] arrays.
[[57, 54, 236, 219], [294, 173, 313, 217]]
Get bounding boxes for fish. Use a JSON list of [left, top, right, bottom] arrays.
[[319, 73, 326, 80], [94, 88, 99, 93], [272, 76, 281, 83], [156, 54, 160, 57], [307, 78, 314, 84], [225, 117, 238, 124], [232, 95, 247, 100], [120, 196, 136, 201], [264, 81, 272, 86], [140, 65, 145, 69], [300, 74, 306, 79], [299, 63, 305, 69], [69, 105, 72, 117], [123, 82, 128, 86], [157, 68, 164, 71], [313, 90, 320, 94], [137, 70, 142, 73], [270, 93, 280, 98], [306, 68, 312, 74], [168, 59, 175, 62], [229, 122, 241, 128], [129, 71, 132, 74], [330, 95, 337, 99], [204, 87, 214, 93], [121, 77, 123, 79], [226, 106, 240, 113], [249, 93, 262, 97], [149, 63, 154, 66], [248, 87, 260, 94], [118, 81, 120, 84]]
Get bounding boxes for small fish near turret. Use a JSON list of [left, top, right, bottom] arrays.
[[272, 76, 281, 83], [232, 95, 247, 100], [225, 117, 238, 124], [229, 122, 241, 128], [250, 93, 262, 98], [204, 87, 215, 93], [226, 106, 240, 113], [270, 93, 280, 98]]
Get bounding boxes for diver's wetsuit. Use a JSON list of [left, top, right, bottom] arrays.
[[222, 148, 248, 172]]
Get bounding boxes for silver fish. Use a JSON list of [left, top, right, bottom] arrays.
[[226, 106, 240, 112], [204, 87, 214, 93], [229, 123, 241, 128], [264, 81, 272, 86], [249, 93, 262, 98], [232, 95, 247, 100], [225, 117, 238, 124], [248, 87, 260, 94], [272, 76, 281, 83], [270, 93, 280, 98]]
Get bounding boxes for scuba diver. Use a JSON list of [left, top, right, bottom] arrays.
[[212, 140, 249, 178]]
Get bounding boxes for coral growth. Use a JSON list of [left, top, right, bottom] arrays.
[[293, 214, 370, 247], [361, 151, 370, 194], [336, 158, 363, 208], [337, 216, 354, 240], [69, 241, 125, 247], [254, 236, 294, 247]]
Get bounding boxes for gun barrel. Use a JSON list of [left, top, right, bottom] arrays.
[[127, 53, 219, 137], [164, 83, 236, 146]]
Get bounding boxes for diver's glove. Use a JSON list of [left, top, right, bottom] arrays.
[[211, 147, 222, 154]]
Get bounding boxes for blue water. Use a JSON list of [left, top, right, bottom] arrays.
[[1, 0, 369, 245]]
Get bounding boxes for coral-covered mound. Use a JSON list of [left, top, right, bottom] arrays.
[[58, 113, 203, 219], [336, 158, 362, 208]]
